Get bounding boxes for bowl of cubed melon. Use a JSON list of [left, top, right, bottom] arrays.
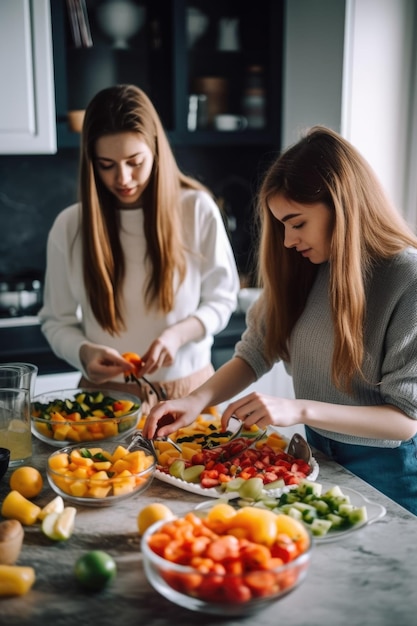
[[31, 388, 142, 447], [141, 501, 312, 615], [46, 440, 156, 506]]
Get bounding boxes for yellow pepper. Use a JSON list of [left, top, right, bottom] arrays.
[[1, 490, 41, 525], [0, 565, 36, 596]]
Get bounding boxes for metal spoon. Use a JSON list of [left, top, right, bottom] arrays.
[[287, 433, 313, 465]]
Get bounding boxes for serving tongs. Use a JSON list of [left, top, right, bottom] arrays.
[[124, 372, 168, 401], [203, 418, 268, 457], [126, 429, 182, 460]]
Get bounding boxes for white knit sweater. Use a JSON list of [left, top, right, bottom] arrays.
[[39, 189, 239, 382]]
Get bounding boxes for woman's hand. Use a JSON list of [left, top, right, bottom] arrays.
[[79, 343, 134, 384], [142, 395, 205, 439], [139, 332, 180, 376], [221, 392, 301, 431], [139, 317, 205, 375]]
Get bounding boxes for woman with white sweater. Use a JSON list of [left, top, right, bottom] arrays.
[[39, 85, 239, 411]]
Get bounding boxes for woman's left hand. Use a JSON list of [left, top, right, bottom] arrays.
[[139, 329, 181, 375], [221, 391, 301, 431], [140, 316, 205, 375]]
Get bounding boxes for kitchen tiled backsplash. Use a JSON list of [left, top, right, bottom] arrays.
[[0, 151, 79, 278], [0, 147, 259, 286]]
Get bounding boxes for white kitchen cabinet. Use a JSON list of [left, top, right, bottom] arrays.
[[282, 0, 416, 221], [0, 0, 56, 154]]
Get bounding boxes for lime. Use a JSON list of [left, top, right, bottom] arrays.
[[74, 550, 117, 590]]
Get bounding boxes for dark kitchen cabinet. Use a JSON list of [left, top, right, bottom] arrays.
[[50, 0, 284, 282], [51, 0, 283, 147]]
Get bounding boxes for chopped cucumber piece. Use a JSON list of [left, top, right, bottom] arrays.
[[286, 507, 303, 521], [348, 506, 368, 525], [297, 479, 322, 497], [338, 503, 355, 517], [323, 485, 344, 498], [310, 518, 333, 536], [311, 499, 330, 515], [325, 513, 344, 528]]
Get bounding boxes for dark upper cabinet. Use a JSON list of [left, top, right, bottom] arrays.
[[50, 0, 283, 283], [51, 0, 283, 149]]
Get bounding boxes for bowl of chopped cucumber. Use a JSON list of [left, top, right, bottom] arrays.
[[196, 478, 386, 542], [31, 388, 142, 447]]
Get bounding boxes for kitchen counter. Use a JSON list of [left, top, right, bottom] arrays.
[[0, 436, 416, 626], [0, 319, 75, 376]]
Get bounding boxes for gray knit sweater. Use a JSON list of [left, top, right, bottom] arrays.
[[234, 248, 417, 448]]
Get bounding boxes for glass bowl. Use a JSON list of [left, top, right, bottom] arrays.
[[31, 388, 141, 447], [141, 503, 312, 616], [46, 440, 155, 507]]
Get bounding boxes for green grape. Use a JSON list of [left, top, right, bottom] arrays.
[[182, 465, 205, 483], [168, 459, 186, 479], [237, 477, 264, 500]]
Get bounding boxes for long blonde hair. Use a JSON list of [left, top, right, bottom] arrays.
[[78, 84, 208, 334], [258, 126, 417, 391]]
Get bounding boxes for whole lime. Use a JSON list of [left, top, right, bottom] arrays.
[[74, 550, 117, 590]]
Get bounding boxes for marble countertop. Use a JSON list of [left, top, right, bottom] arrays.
[[1, 437, 416, 626]]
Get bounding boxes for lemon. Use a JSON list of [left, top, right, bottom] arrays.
[[38, 496, 65, 521], [137, 503, 174, 535], [9, 466, 43, 499]]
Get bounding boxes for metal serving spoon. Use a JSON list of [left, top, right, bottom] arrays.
[[287, 432, 313, 465]]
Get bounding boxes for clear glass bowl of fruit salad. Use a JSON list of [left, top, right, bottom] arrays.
[[141, 501, 312, 615], [46, 439, 155, 507], [31, 388, 141, 447]]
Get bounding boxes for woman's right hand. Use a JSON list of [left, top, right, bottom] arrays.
[[142, 396, 204, 439], [79, 342, 133, 384]]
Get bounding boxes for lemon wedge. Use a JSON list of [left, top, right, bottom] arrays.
[[38, 496, 65, 521], [42, 507, 76, 541]]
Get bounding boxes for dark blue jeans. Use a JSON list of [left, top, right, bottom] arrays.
[[305, 426, 417, 516]]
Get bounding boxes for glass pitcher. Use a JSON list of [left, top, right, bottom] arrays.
[[0, 362, 38, 466]]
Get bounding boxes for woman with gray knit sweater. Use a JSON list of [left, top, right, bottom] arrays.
[[143, 126, 417, 514]]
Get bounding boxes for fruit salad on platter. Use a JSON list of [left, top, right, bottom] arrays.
[[136, 414, 318, 498]]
